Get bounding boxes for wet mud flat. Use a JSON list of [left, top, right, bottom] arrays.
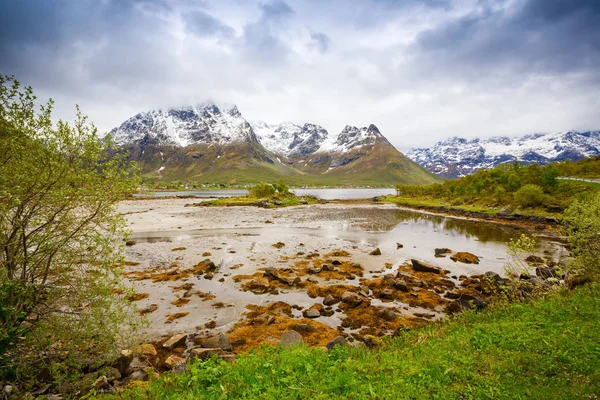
[[118, 198, 566, 352]]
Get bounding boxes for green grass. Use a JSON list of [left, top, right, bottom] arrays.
[[107, 285, 600, 399], [378, 195, 553, 218], [200, 194, 320, 208]]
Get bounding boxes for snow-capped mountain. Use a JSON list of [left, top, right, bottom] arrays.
[[111, 104, 438, 185], [111, 103, 259, 147], [250, 121, 329, 157], [406, 131, 600, 178]]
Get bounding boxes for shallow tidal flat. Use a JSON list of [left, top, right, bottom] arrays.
[[118, 198, 566, 351]]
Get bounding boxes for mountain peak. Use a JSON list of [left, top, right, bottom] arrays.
[[407, 130, 600, 178], [110, 103, 255, 147]]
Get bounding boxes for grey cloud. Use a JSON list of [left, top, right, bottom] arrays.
[[184, 10, 235, 38], [259, 0, 294, 19], [241, 0, 295, 64], [412, 0, 600, 78], [310, 32, 330, 53]]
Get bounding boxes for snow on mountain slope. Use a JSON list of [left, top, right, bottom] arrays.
[[250, 121, 329, 157], [111, 103, 257, 147], [407, 131, 600, 178], [318, 124, 390, 153]]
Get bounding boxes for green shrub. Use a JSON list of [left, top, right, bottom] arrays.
[[562, 192, 600, 278], [513, 184, 545, 207], [250, 182, 275, 198]]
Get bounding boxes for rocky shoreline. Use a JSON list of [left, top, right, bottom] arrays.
[[1, 199, 568, 398]]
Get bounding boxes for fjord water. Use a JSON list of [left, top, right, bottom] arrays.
[[137, 187, 396, 200], [131, 206, 565, 277]]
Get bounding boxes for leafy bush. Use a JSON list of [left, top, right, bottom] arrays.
[[0, 75, 141, 383], [562, 192, 600, 278], [272, 179, 289, 194], [249, 182, 275, 198], [513, 184, 545, 207]]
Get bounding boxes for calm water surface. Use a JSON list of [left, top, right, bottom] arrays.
[[136, 188, 395, 200]]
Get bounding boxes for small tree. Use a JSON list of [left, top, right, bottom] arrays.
[[0, 76, 140, 382], [513, 184, 545, 207], [562, 192, 600, 278], [249, 182, 275, 198]]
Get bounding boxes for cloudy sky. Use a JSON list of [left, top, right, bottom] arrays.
[[1, 0, 599, 151]]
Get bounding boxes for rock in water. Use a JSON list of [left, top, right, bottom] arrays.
[[450, 252, 480, 264], [410, 259, 442, 274], [280, 330, 303, 347], [369, 248, 382, 256], [341, 291, 363, 307]]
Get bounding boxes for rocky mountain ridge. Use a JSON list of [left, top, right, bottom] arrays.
[[406, 131, 600, 178], [110, 104, 437, 185]]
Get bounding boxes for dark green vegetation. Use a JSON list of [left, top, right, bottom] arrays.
[[388, 158, 600, 218], [125, 133, 440, 187], [0, 76, 139, 384], [198, 181, 320, 208], [109, 283, 600, 399]]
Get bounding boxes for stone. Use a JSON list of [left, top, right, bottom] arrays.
[[132, 343, 157, 357], [380, 309, 397, 321], [396, 243, 404, 249], [112, 351, 133, 375], [341, 291, 363, 307], [291, 323, 317, 333], [497, 205, 514, 216], [307, 266, 322, 274], [392, 279, 410, 292], [129, 370, 148, 382], [525, 255, 544, 265], [219, 354, 237, 362], [204, 272, 214, 280], [163, 333, 187, 350], [369, 248, 382, 256], [484, 271, 503, 283], [321, 264, 335, 271], [331, 260, 342, 266], [125, 240, 136, 246], [434, 248, 452, 255], [280, 330, 303, 347], [100, 366, 121, 381], [303, 308, 321, 318], [326, 336, 346, 350], [360, 285, 370, 295], [410, 259, 442, 274], [248, 277, 270, 293], [450, 252, 480, 264], [3, 385, 13, 396], [165, 355, 186, 369], [379, 289, 394, 299], [323, 295, 338, 306], [190, 348, 223, 361], [92, 376, 110, 390], [202, 333, 232, 351], [458, 293, 488, 310]]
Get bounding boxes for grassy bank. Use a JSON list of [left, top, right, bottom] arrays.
[[197, 193, 321, 208], [108, 284, 600, 399]]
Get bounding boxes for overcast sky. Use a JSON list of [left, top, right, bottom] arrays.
[[1, 0, 599, 151]]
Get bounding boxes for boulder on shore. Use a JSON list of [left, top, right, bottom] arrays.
[[410, 259, 442, 274]]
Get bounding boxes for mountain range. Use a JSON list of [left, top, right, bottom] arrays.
[[110, 104, 437, 186], [406, 131, 600, 178]]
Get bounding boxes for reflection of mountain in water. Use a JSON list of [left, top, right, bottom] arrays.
[[308, 208, 529, 245]]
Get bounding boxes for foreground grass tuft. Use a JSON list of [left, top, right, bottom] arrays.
[[107, 285, 600, 399]]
